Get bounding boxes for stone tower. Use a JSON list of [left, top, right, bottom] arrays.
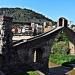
[[0, 15, 13, 65], [57, 17, 68, 27]]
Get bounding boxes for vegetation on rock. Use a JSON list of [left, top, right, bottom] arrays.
[[0, 8, 54, 24]]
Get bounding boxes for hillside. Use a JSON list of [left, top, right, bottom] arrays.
[[0, 8, 54, 23]]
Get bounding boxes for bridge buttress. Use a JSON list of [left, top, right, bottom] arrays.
[[0, 15, 14, 75]]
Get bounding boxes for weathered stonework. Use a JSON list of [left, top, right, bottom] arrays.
[[0, 16, 75, 75], [0, 15, 13, 75]]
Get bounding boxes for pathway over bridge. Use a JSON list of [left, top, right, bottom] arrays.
[[0, 16, 75, 75]]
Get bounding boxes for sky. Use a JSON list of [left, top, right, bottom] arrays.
[[0, 0, 75, 24]]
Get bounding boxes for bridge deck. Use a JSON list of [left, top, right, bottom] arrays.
[[13, 26, 64, 47]]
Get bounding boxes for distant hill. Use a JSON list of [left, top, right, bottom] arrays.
[[0, 8, 54, 24]]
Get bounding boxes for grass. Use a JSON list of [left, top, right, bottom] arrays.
[[49, 54, 75, 65], [27, 71, 39, 75], [17, 71, 39, 75]]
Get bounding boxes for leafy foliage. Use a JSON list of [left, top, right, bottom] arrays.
[[49, 54, 75, 65], [51, 31, 69, 54], [52, 41, 69, 54], [49, 31, 75, 65]]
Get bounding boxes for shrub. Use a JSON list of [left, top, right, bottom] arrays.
[[49, 54, 75, 65]]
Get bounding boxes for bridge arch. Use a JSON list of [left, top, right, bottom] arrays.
[[1, 15, 75, 75], [32, 47, 43, 63]]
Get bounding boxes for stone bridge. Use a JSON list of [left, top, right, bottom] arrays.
[[0, 15, 75, 75]]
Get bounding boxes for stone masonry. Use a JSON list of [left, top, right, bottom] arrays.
[[0, 16, 75, 75]]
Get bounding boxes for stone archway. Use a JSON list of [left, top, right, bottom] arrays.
[[32, 48, 43, 63]]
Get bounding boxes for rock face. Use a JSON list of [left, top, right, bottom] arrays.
[[0, 71, 5, 75]]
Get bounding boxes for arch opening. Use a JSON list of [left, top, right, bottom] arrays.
[[32, 48, 43, 63]]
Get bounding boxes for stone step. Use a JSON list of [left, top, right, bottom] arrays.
[[36, 70, 45, 75]]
